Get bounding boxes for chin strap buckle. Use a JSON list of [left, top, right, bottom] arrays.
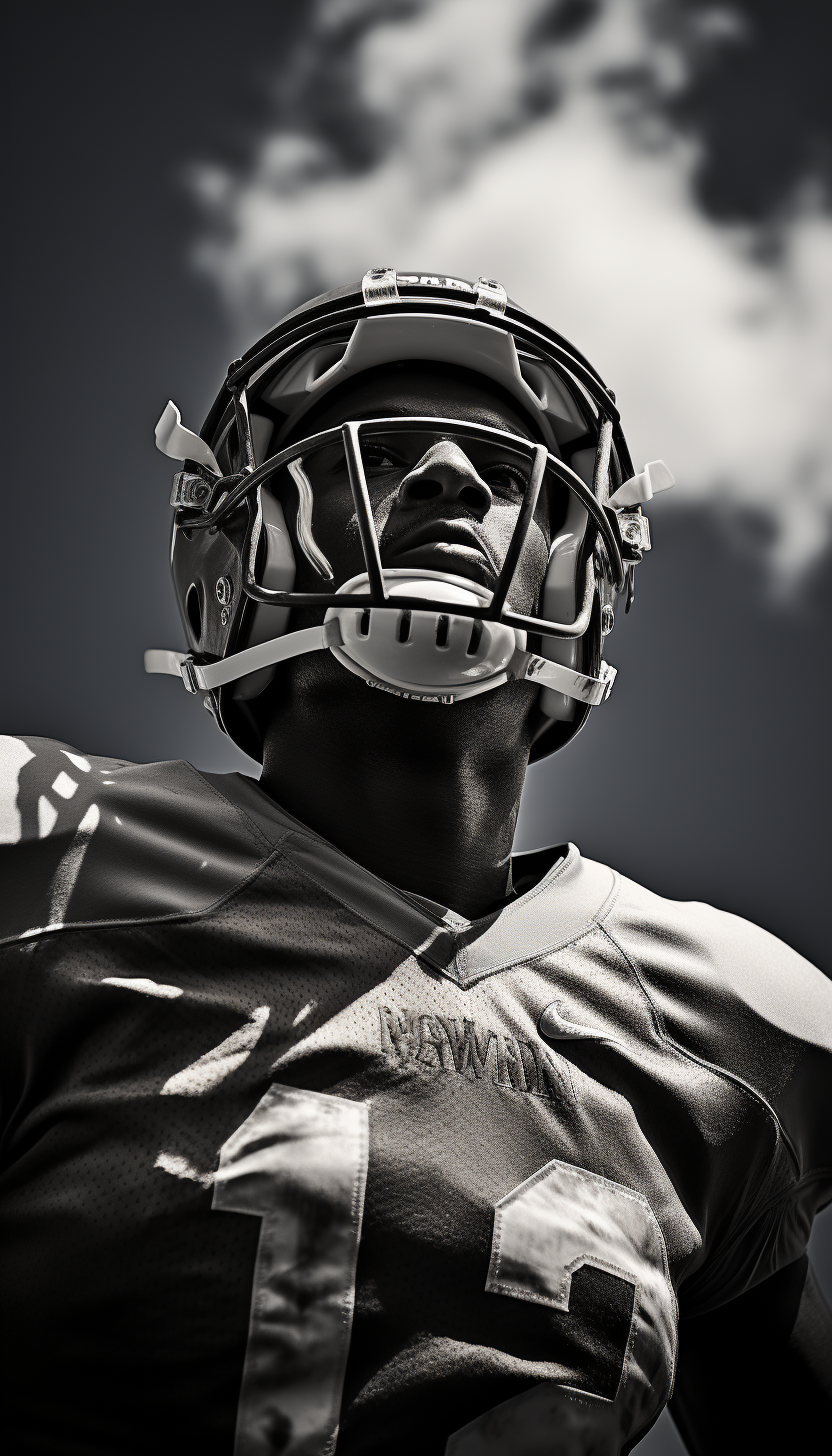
[[617, 509, 651, 557], [179, 658, 202, 694], [522, 653, 617, 705]]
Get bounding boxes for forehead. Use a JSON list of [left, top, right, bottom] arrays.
[[292, 365, 541, 442]]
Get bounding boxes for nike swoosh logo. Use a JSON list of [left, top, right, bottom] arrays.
[[538, 1001, 625, 1052]]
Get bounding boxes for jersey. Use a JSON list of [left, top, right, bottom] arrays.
[[1, 734, 831, 1456]]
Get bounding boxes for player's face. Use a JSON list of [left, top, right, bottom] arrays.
[[282, 369, 556, 615]]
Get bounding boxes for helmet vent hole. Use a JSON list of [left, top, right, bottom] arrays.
[[466, 619, 483, 656], [359, 609, 371, 637], [185, 584, 202, 644], [435, 614, 450, 648], [397, 611, 412, 644]]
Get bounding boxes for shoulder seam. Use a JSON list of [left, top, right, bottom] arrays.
[[598, 921, 802, 1178], [0, 848, 281, 949], [183, 764, 276, 856], [276, 841, 435, 970]]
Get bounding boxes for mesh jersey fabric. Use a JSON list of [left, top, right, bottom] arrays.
[[1, 734, 830, 1456]]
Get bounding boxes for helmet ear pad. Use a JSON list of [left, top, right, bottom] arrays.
[[172, 512, 247, 664], [171, 492, 276, 761]]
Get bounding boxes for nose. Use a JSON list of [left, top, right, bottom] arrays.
[[397, 441, 493, 516]]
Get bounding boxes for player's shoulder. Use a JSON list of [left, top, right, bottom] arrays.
[[603, 868, 831, 1054], [0, 734, 274, 944], [597, 864, 832, 1166]]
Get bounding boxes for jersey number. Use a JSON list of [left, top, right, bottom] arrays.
[[214, 1095, 675, 1456], [212, 1085, 369, 1456], [448, 1159, 677, 1453]]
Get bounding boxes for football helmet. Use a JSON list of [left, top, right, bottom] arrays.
[[146, 269, 673, 762]]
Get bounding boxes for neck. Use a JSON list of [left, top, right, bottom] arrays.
[[259, 663, 535, 920]]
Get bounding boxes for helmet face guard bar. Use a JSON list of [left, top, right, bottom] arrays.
[[172, 415, 627, 643]]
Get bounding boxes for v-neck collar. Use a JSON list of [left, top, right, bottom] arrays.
[[202, 770, 618, 989]]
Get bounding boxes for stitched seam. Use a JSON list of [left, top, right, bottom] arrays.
[[493, 1267, 636, 1304], [594, 871, 623, 926], [498, 1076, 680, 1296], [599, 922, 802, 1180], [451, 864, 615, 982], [275, 850, 439, 973], [0, 849, 282, 948], [455, 917, 606, 987], [438, 851, 582, 977], [485, 844, 578, 923], [492, 1162, 665, 1271], [187, 765, 279, 855], [451, 874, 623, 988], [414, 846, 580, 954], [492, 1179, 649, 1284], [488, 1158, 677, 1393]]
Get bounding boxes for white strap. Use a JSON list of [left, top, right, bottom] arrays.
[[475, 277, 507, 316], [155, 401, 220, 473], [144, 622, 341, 694], [144, 648, 189, 676], [146, 622, 615, 705], [608, 459, 674, 509], [521, 653, 617, 705]]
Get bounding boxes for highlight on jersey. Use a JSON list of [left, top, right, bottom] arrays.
[[146, 268, 674, 762]]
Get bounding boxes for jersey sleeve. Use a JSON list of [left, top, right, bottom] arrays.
[[0, 734, 274, 944], [605, 878, 832, 1314]]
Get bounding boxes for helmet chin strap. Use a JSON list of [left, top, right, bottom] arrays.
[[145, 617, 616, 707], [147, 566, 616, 707]]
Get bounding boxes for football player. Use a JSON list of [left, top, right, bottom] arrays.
[[1, 270, 830, 1455]]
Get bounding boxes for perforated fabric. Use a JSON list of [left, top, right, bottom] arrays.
[[1, 736, 831, 1455]]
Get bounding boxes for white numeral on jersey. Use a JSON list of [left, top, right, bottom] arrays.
[[448, 1160, 677, 1454], [213, 1085, 369, 1456]]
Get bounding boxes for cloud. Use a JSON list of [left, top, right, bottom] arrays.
[[189, 0, 832, 581]]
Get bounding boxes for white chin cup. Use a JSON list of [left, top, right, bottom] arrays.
[[324, 570, 527, 701]]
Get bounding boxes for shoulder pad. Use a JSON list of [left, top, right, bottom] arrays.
[[0, 735, 272, 943]]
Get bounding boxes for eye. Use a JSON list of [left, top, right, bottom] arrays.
[[482, 463, 527, 498], [362, 443, 405, 471]]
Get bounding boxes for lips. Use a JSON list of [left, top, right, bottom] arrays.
[[387, 519, 499, 585]]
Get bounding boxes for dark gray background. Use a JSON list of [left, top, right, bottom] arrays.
[[4, 5, 830, 1451]]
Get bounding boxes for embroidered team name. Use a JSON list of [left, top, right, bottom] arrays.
[[379, 1006, 567, 1100]]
